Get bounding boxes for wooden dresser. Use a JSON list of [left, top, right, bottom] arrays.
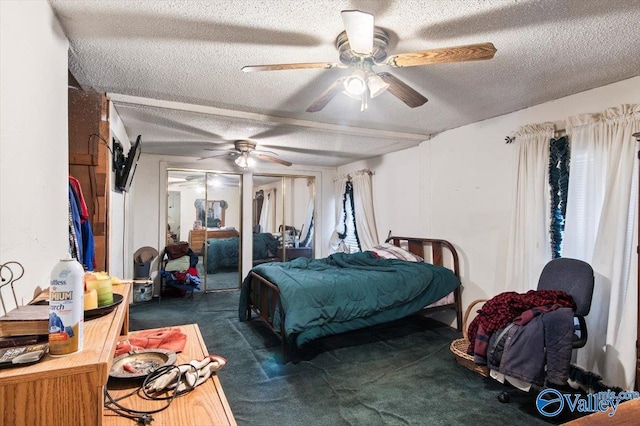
[[0, 284, 130, 426], [188, 229, 239, 254]]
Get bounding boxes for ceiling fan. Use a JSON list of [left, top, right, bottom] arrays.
[[242, 10, 496, 112], [201, 140, 292, 168]]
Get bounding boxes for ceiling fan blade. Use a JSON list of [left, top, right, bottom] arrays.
[[255, 153, 292, 167], [384, 42, 497, 68], [377, 72, 428, 108], [306, 77, 348, 113], [242, 62, 344, 72], [198, 152, 232, 161], [252, 149, 278, 156], [341, 10, 374, 55]]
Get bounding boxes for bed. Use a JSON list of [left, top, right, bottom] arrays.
[[206, 232, 279, 273], [239, 236, 463, 361]]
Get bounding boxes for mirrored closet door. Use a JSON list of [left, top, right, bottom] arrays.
[[253, 174, 315, 263], [166, 170, 241, 292]]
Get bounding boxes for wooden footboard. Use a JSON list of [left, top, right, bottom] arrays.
[[245, 271, 289, 359], [244, 236, 463, 362]]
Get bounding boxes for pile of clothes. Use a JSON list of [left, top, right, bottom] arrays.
[[467, 289, 576, 387], [160, 242, 201, 295]]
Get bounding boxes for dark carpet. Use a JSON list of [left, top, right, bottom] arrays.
[[129, 291, 577, 425], [194, 256, 241, 290]]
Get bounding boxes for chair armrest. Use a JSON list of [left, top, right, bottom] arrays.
[[573, 314, 588, 348]]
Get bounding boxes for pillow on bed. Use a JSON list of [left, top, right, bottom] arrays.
[[369, 243, 424, 262]]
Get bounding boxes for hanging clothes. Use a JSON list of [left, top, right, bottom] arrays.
[[68, 184, 82, 262], [68, 176, 95, 270], [68, 176, 88, 220]]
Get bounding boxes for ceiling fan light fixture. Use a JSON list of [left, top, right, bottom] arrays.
[[234, 152, 256, 169], [234, 153, 249, 168], [343, 69, 367, 96], [367, 73, 389, 98]]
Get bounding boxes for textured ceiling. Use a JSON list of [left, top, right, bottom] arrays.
[[49, 0, 640, 168]]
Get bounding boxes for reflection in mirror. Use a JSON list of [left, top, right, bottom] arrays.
[[194, 199, 226, 229], [253, 175, 315, 264], [166, 170, 241, 295]]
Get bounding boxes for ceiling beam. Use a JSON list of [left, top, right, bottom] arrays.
[[106, 93, 431, 142]]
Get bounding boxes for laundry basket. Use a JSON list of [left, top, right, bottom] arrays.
[[449, 299, 490, 377]]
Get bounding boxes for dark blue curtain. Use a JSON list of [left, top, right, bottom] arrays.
[[549, 136, 570, 258]]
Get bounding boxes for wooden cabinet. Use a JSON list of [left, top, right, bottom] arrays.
[[188, 229, 239, 254], [68, 89, 110, 271], [0, 284, 130, 426]]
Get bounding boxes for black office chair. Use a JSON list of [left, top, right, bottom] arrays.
[[497, 257, 594, 403]]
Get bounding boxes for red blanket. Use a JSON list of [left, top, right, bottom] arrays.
[[467, 289, 575, 354]]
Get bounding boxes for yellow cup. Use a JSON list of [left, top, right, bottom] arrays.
[[85, 273, 113, 307], [84, 289, 98, 310]]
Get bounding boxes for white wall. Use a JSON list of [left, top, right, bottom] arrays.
[[128, 154, 165, 281], [108, 102, 132, 277], [0, 1, 69, 308], [341, 76, 640, 322], [288, 177, 313, 234]]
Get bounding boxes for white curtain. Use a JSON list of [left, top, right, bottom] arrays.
[[301, 180, 315, 247], [333, 175, 348, 235], [505, 123, 555, 292], [562, 104, 640, 390], [351, 170, 379, 250], [259, 188, 276, 233]]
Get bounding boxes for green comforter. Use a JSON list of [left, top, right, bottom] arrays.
[[207, 233, 278, 273], [239, 251, 461, 347]]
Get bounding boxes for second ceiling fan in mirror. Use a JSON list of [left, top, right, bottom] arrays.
[[200, 140, 292, 168], [242, 10, 496, 112]]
